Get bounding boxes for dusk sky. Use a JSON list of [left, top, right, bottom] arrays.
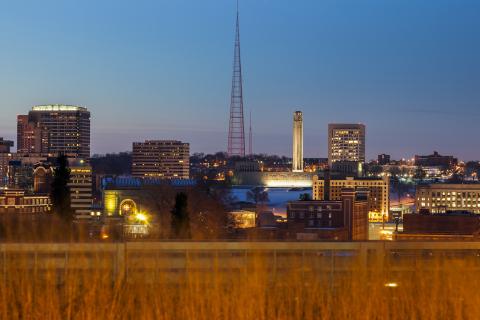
[[0, 0, 479, 160]]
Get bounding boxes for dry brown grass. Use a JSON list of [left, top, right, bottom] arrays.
[[1, 246, 480, 319]]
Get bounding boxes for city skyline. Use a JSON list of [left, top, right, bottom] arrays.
[[0, 0, 479, 160]]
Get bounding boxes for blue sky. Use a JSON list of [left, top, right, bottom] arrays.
[[0, 0, 479, 160]]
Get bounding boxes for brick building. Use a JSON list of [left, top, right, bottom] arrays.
[[287, 188, 369, 241]]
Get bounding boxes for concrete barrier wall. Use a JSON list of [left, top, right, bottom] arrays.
[[2, 241, 480, 279]]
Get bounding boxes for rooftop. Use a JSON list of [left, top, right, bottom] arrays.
[[417, 183, 480, 189], [32, 105, 88, 112], [418, 211, 479, 217], [0, 138, 14, 146], [134, 140, 188, 144], [314, 174, 386, 181], [102, 176, 197, 190]]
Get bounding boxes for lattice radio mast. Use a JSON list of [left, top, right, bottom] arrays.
[[227, 1, 246, 157]]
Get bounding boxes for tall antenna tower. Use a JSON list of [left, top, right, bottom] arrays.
[[227, 1, 246, 157], [248, 110, 252, 156]]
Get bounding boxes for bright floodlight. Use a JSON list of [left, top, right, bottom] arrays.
[[135, 212, 149, 223]]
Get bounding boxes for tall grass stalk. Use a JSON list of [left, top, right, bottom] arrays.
[[0, 248, 479, 319]]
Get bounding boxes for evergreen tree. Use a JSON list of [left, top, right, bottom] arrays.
[[246, 187, 269, 205], [171, 192, 191, 239], [299, 193, 311, 201], [50, 154, 73, 222]]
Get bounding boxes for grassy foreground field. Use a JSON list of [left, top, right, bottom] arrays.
[[1, 243, 480, 319]]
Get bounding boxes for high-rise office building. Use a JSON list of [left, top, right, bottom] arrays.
[[17, 105, 90, 158], [132, 140, 190, 179], [328, 123, 365, 174], [68, 159, 93, 218], [17, 115, 45, 154], [292, 111, 303, 172], [328, 123, 365, 165]]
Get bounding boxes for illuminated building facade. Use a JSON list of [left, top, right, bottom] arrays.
[[33, 165, 53, 194], [104, 189, 145, 217], [233, 171, 314, 187], [292, 111, 303, 172], [132, 140, 190, 179], [17, 115, 47, 154], [415, 184, 480, 214], [102, 187, 162, 238], [18, 105, 90, 158], [68, 159, 93, 218], [103, 188, 156, 217], [0, 153, 10, 185], [287, 188, 369, 240], [229, 210, 256, 229], [328, 123, 365, 168], [101, 177, 196, 237], [0, 153, 49, 187], [0, 189, 50, 214], [312, 175, 389, 222], [7, 160, 34, 190]]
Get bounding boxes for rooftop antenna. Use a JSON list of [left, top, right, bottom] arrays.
[[248, 110, 253, 157]]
